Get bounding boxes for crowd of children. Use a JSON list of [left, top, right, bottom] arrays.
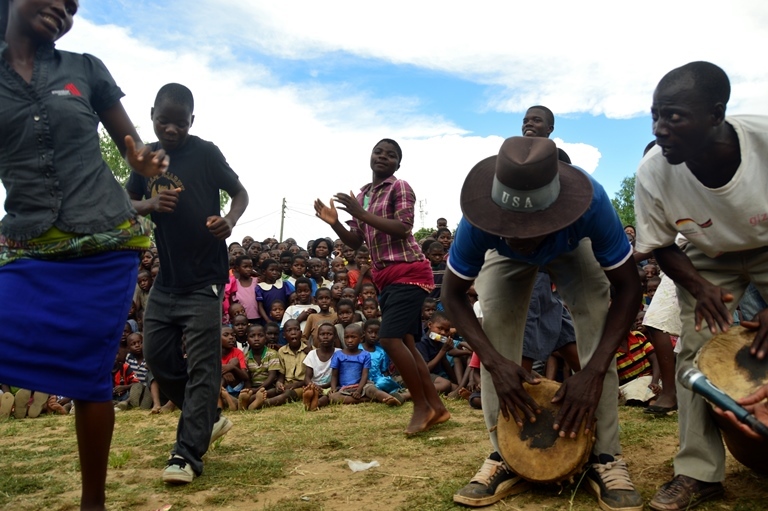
[[1, 221, 679, 420]]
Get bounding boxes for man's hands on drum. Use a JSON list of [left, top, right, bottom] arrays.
[[551, 367, 603, 438], [488, 360, 541, 427], [692, 282, 734, 335], [713, 384, 768, 441], [741, 308, 768, 360]]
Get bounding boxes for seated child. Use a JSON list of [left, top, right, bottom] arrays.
[[329, 324, 400, 406], [361, 297, 381, 322], [361, 320, 405, 401], [334, 299, 363, 347], [616, 329, 661, 406], [123, 332, 153, 410], [645, 275, 661, 306], [421, 297, 438, 334], [302, 287, 337, 346], [459, 352, 483, 410], [282, 278, 319, 331], [239, 324, 280, 410], [112, 350, 138, 405], [219, 326, 248, 411], [348, 245, 374, 292], [265, 320, 284, 350], [251, 319, 308, 409], [425, 241, 447, 301], [302, 323, 340, 411], [231, 314, 250, 355], [133, 270, 152, 316], [415, 311, 459, 394]]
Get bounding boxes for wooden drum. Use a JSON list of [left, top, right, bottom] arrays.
[[497, 379, 595, 484], [696, 326, 768, 473]]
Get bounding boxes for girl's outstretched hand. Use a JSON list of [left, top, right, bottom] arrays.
[[125, 135, 169, 177], [334, 190, 365, 219], [314, 198, 338, 225]]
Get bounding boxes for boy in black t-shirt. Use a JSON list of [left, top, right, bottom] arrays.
[[126, 83, 249, 485]]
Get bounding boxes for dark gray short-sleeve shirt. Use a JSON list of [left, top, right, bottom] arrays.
[[0, 42, 135, 241]]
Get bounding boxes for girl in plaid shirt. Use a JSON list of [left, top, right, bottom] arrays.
[[315, 139, 450, 435]]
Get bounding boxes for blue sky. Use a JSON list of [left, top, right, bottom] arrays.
[[3, 1, 767, 245]]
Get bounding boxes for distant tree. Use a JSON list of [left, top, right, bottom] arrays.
[[611, 175, 636, 228], [99, 128, 230, 211], [99, 128, 131, 186], [414, 227, 436, 242]]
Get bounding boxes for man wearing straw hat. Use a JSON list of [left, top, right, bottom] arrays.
[[443, 136, 643, 510], [635, 61, 768, 511]]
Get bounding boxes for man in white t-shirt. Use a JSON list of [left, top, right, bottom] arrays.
[[635, 61, 768, 511]]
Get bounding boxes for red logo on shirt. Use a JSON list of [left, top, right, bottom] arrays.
[[64, 83, 82, 96]]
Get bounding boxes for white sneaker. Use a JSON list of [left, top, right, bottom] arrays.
[[209, 415, 233, 448], [162, 455, 195, 484]]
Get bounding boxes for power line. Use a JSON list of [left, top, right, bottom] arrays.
[[236, 210, 280, 226]]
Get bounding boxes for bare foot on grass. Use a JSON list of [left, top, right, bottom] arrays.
[[220, 388, 238, 411], [405, 407, 437, 436], [249, 387, 267, 410], [382, 394, 402, 407], [238, 389, 253, 411], [302, 386, 315, 411]]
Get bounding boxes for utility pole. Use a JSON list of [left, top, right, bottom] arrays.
[[418, 199, 427, 229], [279, 197, 286, 242]]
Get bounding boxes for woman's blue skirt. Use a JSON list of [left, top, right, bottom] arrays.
[[0, 251, 138, 401]]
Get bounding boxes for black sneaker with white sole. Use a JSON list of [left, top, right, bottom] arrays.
[[453, 452, 530, 507], [585, 454, 643, 511]]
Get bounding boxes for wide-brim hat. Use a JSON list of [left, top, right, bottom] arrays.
[[460, 137, 593, 239]]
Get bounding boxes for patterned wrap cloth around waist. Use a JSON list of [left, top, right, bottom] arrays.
[[371, 259, 435, 293], [0, 216, 152, 267]]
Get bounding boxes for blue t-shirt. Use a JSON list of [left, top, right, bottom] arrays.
[[331, 350, 371, 387], [447, 173, 631, 279], [360, 344, 402, 392]]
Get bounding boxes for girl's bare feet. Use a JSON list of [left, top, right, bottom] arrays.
[[457, 387, 472, 400], [405, 406, 437, 436]]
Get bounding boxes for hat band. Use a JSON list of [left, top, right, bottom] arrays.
[[491, 174, 560, 212]]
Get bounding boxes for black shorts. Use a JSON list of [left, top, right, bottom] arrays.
[[378, 284, 427, 340]]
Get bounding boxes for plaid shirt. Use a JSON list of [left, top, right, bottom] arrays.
[[347, 176, 424, 270]]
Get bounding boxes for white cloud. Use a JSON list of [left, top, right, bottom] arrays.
[[5, 1, 764, 247], [553, 139, 602, 174], [3, 18, 505, 246], [197, 0, 768, 118]]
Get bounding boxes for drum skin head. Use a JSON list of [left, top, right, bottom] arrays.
[[697, 326, 768, 399], [496, 379, 595, 484], [697, 326, 768, 473]]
